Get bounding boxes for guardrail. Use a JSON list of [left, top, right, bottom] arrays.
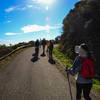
[[0, 44, 32, 61]]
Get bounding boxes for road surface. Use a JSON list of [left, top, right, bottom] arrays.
[[0, 47, 99, 100]]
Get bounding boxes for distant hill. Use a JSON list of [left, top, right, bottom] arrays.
[[60, 0, 100, 78], [0, 41, 34, 58]]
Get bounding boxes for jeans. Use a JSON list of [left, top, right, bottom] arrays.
[[35, 47, 39, 57], [43, 45, 45, 54], [76, 83, 92, 100]]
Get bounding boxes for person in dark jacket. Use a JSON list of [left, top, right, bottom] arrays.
[[34, 39, 40, 58], [48, 40, 54, 60], [41, 39, 46, 56], [66, 43, 94, 100]]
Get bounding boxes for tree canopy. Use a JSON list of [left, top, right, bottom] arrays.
[[60, 0, 100, 78]]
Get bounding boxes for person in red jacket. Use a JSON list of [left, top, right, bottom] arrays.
[[66, 43, 95, 100]]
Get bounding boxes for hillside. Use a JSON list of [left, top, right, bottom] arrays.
[[60, 0, 100, 78]]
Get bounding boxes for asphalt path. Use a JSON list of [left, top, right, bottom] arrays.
[[0, 47, 99, 100]]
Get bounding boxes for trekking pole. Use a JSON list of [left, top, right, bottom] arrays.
[[67, 73, 73, 100]]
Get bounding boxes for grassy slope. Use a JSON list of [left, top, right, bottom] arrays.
[[0, 47, 30, 71], [53, 47, 100, 94], [53, 47, 73, 68]]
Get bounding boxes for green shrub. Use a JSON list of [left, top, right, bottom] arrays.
[[53, 47, 73, 68]]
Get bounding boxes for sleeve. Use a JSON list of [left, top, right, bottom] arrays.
[[66, 57, 82, 76]]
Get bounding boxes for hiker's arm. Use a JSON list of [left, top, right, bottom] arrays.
[[66, 57, 82, 76]]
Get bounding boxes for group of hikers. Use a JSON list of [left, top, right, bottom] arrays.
[[33, 38, 54, 62], [34, 40, 95, 100]]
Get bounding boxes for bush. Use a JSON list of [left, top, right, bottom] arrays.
[[60, 0, 100, 79]]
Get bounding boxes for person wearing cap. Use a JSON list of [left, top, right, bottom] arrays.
[[66, 43, 95, 100]]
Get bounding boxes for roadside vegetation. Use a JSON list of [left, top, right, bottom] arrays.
[[0, 41, 34, 58], [53, 47, 72, 68], [60, 0, 100, 80]]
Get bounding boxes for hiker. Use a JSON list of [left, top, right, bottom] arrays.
[[48, 40, 54, 61], [66, 43, 95, 100], [39, 39, 42, 48], [46, 41, 50, 52], [41, 39, 46, 56], [34, 39, 40, 58]]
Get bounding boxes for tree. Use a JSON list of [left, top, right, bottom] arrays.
[[60, 0, 100, 78]]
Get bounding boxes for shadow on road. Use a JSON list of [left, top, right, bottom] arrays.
[[48, 59, 56, 64], [40, 53, 46, 57], [32, 53, 36, 56], [31, 53, 39, 63], [31, 57, 39, 63]]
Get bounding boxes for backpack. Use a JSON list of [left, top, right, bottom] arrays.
[[79, 57, 95, 78]]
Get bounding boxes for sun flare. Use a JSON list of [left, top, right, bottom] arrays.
[[37, 0, 53, 4]]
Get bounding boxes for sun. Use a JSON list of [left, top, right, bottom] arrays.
[[38, 0, 53, 4]]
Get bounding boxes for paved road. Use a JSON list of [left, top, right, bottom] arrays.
[[0, 47, 99, 100]]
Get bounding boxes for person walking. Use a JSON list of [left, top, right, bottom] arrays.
[[41, 39, 46, 56], [48, 40, 54, 61], [34, 39, 40, 58], [66, 43, 95, 100]]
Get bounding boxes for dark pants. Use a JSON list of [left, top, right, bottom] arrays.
[[35, 47, 39, 58], [76, 83, 92, 100], [43, 45, 45, 54], [49, 49, 53, 60]]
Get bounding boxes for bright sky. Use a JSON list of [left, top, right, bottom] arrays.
[[0, 0, 80, 45]]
